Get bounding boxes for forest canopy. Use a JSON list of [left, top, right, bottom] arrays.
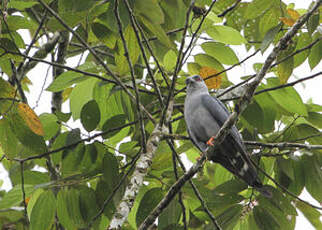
[[0, 0, 321, 229]]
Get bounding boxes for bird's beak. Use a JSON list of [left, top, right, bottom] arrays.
[[185, 78, 192, 85]]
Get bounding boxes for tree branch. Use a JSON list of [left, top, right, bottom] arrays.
[[108, 102, 174, 229], [245, 141, 322, 150]]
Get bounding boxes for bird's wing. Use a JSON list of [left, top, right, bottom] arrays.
[[200, 94, 245, 149]]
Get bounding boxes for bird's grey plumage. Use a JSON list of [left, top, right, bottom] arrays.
[[184, 75, 271, 197]]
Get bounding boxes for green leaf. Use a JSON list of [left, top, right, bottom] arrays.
[[6, 15, 34, 30], [294, 32, 311, 67], [266, 78, 307, 116], [57, 189, 76, 230], [216, 204, 242, 229], [62, 143, 85, 177], [287, 159, 305, 196], [245, 0, 274, 19], [39, 113, 60, 140], [102, 152, 120, 188], [0, 184, 34, 209], [138, 15, 175, 49], [136, 188, 164, 227], [207, 26, 247, 45], [102, 114, 127, 139], [0, 38, 22, 61], [80, 100, 100, 132], [163, 50, 177, 71], [276, 47, 294, 84], [253, 206, 280, 230], [70, 78, 98, 120], [58, 0, 97, 12], [135, 0, 164, 24], [201, 42, 239, 65], [79, 186, 99, 223], [259, 6, 280, 37], [0, 118, 27, 159], [27, 189, 44, 220], [302, 155, 322, 202], [30, 190, 56, 230], [194, 54, 227, 79], [46, 71, 87, 92], [306, 13, 319, 35], [296, 202, 322, 229], [159, 196, 182, 230], [307, 112, 322, 129], [91, 22, 117, 49], [308, 33, 322, 69], [65, 188, 86, 228], [260, 24, 281, 53], [8, 1, 38, 10], [115, 26, 140, 75], [187, 62, 201, 75]]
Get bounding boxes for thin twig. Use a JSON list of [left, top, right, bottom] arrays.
[[160, 0, 196, 125], [217, 0, 242, 17], [20, 162, 28, 220], [115, 0, 147, 152], [123, 0, 165, 105]]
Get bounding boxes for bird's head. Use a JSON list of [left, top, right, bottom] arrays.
[[185, 75, 208, 95]]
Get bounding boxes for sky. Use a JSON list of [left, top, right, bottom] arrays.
[[0, 0, 321, 228]]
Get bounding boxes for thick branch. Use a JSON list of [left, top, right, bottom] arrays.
[[108, 102, 174, 229]]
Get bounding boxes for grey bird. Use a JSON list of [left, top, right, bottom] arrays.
[[184, 75, 271, 197]]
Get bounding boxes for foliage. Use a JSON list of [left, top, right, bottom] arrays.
[[0, 0, 321, 229]]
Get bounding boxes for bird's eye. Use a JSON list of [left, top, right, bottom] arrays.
[[193, 76, 201, 81]]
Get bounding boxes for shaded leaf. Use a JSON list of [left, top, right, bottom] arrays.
[[80, 100, 100, 132], [136, 188, 164, 226]]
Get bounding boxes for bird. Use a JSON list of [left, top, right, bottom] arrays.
[[184, 75, 271, 197]]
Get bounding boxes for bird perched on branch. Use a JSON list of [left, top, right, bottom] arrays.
[[184, 75, 271, 197]]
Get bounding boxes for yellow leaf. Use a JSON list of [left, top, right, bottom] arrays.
[[199, 66, 222, 89], [287, 9, 300, 20], [17, 103, 44, 136], [279, 17, 295, 26]]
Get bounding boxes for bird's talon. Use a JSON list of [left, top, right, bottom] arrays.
[[207, 136, 215, 146]]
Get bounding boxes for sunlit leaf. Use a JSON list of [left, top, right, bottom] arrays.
[[207, 26, 247, 45]]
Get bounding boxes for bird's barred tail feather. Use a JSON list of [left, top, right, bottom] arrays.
[[210, 149, 272, 198]]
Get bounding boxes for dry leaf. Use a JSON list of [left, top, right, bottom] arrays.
[[279, 17, 295, 26], [18, 103, 44, 136], [287, 9, 300, 20], [199, 66, 222, 89]]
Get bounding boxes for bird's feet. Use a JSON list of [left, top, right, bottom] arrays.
[[206, 136, 215, 146]]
